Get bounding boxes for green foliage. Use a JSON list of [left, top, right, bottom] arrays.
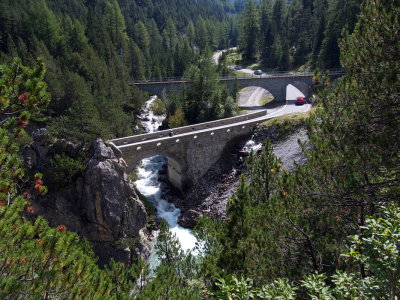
[[214, 274, 256, 300], [258, 279, 297, 299], [239, 0, 259, 61], [216, 140, 296, 282], [0, 58, 140, 299], [46, 153, 86, 188], [164, 54, 238, 126], [0, 57, 50, 129], [150, 98, 166, 116], [237, 0, 361, 70], [213, 204, 400, 299], [0, 201, 136, 299], [134, 188, 157, 229], [197, 0, 399, 298], [0, 0, 240, 142], [301, 273, 334, 300], [0, 58, 50, 205], [138, 220, 201, 299], [1, 1, 399, 299], [168, 108, 188, 128], [344, 203, 400, 298]]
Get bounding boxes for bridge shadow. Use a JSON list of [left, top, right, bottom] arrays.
[[264, 100, 287, 109], [239, 99, 289, 112], [239, 105, 267, 111]]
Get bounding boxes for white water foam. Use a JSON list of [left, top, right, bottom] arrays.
[[134, 96, 197, 268]]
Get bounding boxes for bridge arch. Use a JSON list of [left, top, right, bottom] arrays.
[[288, 81, 309, 99], [112, 110, 269, 192], [126, 151, 188, 192], [132, 75, 316, 101], [238, 86, 274, 109]]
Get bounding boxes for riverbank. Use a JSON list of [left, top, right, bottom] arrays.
[[171, 115, 310, 227]]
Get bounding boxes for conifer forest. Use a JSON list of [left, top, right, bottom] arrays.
[[0, 0, 399, 299]]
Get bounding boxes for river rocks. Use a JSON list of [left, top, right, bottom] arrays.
[[158, 169, 167, 175], [179, 125, 309, 223], [178, 209, 202, 229]]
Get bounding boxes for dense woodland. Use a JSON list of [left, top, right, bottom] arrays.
[[0, 0, 241, 143], [0, 0, 399, 298], [0, 0, 362, 142], [238, 0, 361, 70]]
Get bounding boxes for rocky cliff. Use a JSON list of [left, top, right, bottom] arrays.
[[24, 132, 148, 266]]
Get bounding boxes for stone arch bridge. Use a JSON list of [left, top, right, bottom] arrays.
[[132, 73, 315, 100], [110, 110, 268, 192]]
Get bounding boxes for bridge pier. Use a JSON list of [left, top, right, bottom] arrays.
[[167, 157, 184, 191]]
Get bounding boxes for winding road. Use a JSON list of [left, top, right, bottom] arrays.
[[238, 83, 310, 117], [212, 49, 311, 117]]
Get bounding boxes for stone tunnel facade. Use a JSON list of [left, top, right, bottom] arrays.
[[111, 110, 267, 191]]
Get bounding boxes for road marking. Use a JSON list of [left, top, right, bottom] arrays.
[[266, 100, 288, 118]]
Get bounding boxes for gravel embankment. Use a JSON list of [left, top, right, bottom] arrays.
[[177, 125, 310, 222], [271, 127, 309, 171], [238, 86, 273, 109]]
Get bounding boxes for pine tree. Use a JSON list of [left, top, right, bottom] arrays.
[[138, 220, 201, 299], [0, 58, 138, 299], [239, 0, 259, 61], [133, 21, 150, 59]]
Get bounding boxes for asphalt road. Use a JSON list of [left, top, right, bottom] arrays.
[[212, 50, 311, 122], [212, 47, 237, 64], [238, 84, 309, 115]]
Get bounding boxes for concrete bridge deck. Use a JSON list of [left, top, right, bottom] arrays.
[[111, 110, 269, 191], [131, 71, 343, 101], [111, 71, 343, 192], [112, 110, 267, 147]]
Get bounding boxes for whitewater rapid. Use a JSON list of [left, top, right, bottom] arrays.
[[134, 96, 197, 267]]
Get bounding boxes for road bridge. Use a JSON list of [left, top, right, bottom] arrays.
[[114, 72, 341, 191], [110, 110, 268, 192], [132, 71, 343, 100], [133, 73, 315, 100]]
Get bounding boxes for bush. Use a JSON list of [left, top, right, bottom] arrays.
[[168, 108, 188, 128], [46, 153, 86, 189], [151, 98, 166, 116], [135, 188, 157, 229]]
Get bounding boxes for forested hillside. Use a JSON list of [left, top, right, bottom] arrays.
[[0, 0, 239, 141], [1, 0, 399, 298], [239, 0, 361, 70]]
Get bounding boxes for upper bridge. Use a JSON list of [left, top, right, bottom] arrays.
[[110, 110, 268, 192], [132, 71, 343, 100]]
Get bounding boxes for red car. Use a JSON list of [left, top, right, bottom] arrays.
[[295, 96, 306, 105]]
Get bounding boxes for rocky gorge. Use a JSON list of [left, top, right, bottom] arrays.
[[161, 119, 310, 229], [21, 114, 309, 267]]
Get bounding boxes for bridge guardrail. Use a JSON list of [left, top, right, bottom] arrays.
[[131, 69, 344, 84], [111, 110, 267, 147], [117, 115, 266, 154]]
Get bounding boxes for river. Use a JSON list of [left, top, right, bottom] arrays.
[[134, 96, 197, 268]]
